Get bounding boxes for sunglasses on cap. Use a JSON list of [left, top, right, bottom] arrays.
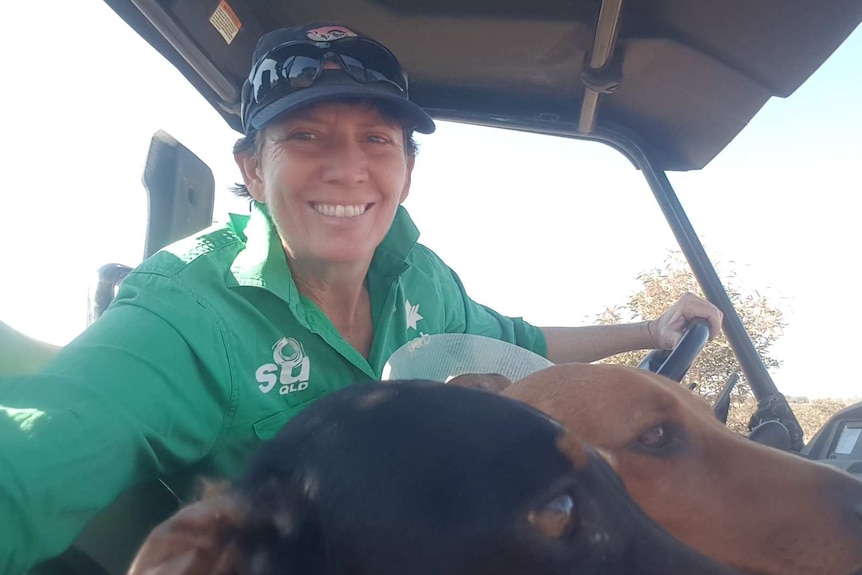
[[246, 37, 409, 106]]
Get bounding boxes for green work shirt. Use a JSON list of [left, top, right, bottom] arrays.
[[0, 203, 545, 573]]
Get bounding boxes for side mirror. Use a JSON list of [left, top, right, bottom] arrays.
[[142, 130, 215, 259]]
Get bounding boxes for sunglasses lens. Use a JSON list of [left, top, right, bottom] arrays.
[[337, 54, 369, 82], [250, 55, 288, 103], [286, 55, 323, 89], [247, 39, 408, 114], [337, 40, 407, 91], [252, 45, 324, 103]]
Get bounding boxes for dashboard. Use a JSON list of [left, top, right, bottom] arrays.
[[802, 400, 862, 478]]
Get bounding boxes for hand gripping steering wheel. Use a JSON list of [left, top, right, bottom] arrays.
[[637, 318, 711, 382]]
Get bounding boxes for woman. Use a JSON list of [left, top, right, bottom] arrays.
[[0, 23, 721, 574]]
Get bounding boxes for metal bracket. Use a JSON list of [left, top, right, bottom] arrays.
[[748, 392, 805, 451], [578, 0, 624, 133], [582, 48, 624, 94]]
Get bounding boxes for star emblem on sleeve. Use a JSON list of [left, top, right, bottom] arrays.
[[405, 300, 424, 331]]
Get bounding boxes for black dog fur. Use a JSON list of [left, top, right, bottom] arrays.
[[228, 381, 741, 575]]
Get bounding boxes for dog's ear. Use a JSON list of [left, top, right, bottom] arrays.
[[128, 476, 328, 575], [126, 481, 243, 575], [231, 474, 328, 575]]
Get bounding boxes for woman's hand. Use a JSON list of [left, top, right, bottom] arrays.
[[127, 489, 242, 575], [647, 293, 723, 350]]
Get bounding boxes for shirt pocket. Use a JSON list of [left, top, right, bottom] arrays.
[[252, 397, 319, 441]]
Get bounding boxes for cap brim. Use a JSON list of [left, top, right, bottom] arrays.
[[250, 82, 436, 134]]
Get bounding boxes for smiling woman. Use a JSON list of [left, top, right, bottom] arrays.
[[2, 4, 861, 401], [2, 2, 862, 573], [0, 17, 725, 573], [237, 102, 415, 268], [235, 100, 420, 356]]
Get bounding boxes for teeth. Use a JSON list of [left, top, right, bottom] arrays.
[[313, 203, 367, 217]]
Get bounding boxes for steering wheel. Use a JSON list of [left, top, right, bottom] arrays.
[[637, 318, 711, 382]]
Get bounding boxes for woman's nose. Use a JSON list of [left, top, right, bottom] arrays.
[[322, 140, 369, 185]]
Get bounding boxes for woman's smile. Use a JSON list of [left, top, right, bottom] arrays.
[[310, 202, 372, 218]]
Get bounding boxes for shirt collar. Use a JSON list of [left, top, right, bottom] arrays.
[[229, 202, 420, 299], [371, 205, 420, 278]]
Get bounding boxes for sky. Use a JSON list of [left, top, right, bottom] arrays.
[[1, 2, 860, 399]]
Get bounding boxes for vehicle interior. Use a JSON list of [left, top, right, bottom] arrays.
[[18, 0, 862, 573]]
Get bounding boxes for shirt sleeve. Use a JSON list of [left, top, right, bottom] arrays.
[[0, 269, 233, 573], [444, 267, 547, 358]]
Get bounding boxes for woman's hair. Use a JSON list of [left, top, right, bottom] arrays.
[[229, 99, 420, 198]]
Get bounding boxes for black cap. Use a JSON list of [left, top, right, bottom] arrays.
[[242, 24, 435, 134]]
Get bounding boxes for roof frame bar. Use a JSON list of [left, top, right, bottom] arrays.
[[578, 0, 624, 133]]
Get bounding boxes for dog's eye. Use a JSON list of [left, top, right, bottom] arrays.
[[637, 424, 672, 449], [528, 493, 576, 539]]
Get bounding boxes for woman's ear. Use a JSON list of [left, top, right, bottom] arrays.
[[399, 154, 415, 204], [235, 150, 266, 203]]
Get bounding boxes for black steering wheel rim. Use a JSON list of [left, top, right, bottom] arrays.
[[637, 318, 711, 382]]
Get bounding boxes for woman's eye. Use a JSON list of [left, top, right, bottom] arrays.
[[637, 424, 672, 449], [287, 131, 316, 141]]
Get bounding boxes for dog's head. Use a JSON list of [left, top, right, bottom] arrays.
[[504, 363, 862, 575], [154, 381, 734, 575], [128, 380, 743, 575]]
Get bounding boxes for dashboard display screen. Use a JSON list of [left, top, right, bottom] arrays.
[[834, 425, 861, 455]]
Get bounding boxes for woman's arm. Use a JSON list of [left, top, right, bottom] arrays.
[[541, 293, 723, 364]]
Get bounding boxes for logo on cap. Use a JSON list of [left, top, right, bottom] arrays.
[[306, 26, 358, 42]]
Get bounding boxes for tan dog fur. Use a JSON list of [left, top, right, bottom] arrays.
[[504, 363, 862, 575]]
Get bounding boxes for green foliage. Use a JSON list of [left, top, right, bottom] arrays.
[[594, 252, 787, 433]]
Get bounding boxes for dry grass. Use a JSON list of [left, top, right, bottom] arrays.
[[726, 396, 859, 442]]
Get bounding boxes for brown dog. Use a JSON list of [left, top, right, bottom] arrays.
[[504, 363, 862, 575]]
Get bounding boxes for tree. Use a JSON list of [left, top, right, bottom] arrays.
[[594, 252, 787, 433]]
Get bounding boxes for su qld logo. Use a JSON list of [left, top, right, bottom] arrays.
[[256, 337, 311, 395]]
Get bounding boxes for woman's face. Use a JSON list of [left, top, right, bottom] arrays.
[[239, 101, 413, 268]]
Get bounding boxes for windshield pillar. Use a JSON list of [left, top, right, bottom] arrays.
[[593, 126, 806, 450]]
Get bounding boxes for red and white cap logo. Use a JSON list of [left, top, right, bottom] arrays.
[[306, 26, 358, 42]]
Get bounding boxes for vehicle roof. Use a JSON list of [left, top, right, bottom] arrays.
[[104, 0, 862, 170]]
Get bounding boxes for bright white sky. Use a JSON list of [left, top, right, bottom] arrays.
[[1, 2, 860, 399]]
